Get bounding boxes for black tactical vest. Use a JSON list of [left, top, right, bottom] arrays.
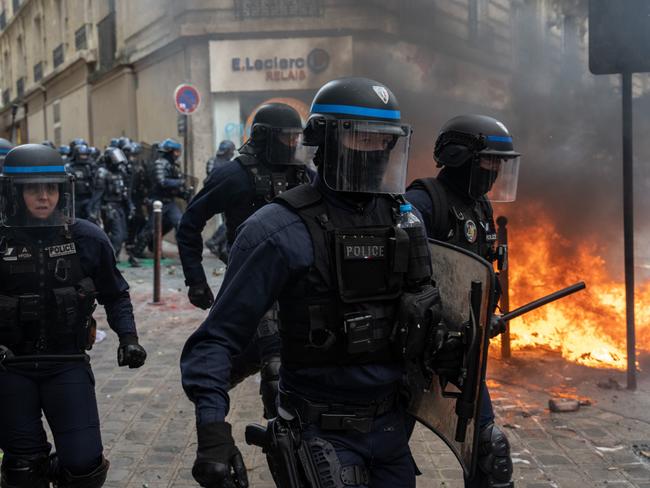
[[224, 153, 310, 245], [408, 177, 497, 263], [275, 184, 412, 370], [71, 162, 94, 198], [104, 170, 128, 204], [0, 229, 97, 355]]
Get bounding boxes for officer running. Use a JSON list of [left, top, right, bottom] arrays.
[[177, 103, 313, 420], [181, 78, 459, 488], [407, 114, 521, 488], [0, 144, 147, 487], [132, 138, 191, 257]]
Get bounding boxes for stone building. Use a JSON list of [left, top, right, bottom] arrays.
[[0, 0, 638, 181]]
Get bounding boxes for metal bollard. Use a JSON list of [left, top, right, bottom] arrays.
[[152, 200, 163, 304], [496, 216, 511, 359]]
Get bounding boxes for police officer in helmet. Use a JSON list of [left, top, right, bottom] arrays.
[[0, 138, 14, 170], [0, 144, 146, 487], [68, 143, 101, 224], [181, 78, 450, 487], [96, 147, 136, 262], [407, 114, 520, 488], [177, 103, 312, 423], [132, 138, 189, 257]]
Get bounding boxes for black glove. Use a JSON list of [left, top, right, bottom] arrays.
[[117, 335, 147, 368], [188, 282, 215, 310], [489, 315, 507, 339], [193, 422, 249, 488], [260, 355, 281, 419], [428, 321, 465, 382]]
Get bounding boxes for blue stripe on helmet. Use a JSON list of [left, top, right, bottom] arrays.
[[311, 104, 401, 120], [486, 135, 512, 143], [3, 165, 66, 174]]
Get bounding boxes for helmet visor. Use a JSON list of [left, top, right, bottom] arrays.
[[469, 155, 520, 202], [266, 127, 315, 165], [0, 175, 75, 227], [322, 120, 411, 194]]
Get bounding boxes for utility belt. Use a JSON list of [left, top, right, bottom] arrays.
[[279, 389, 399, 434], [0, 277, 97, 354]]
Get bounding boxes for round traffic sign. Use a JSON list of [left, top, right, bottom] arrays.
[[174, 84, 201, 115]]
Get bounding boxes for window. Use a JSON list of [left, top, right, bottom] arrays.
[[33, 61, 43, 82], [0, 11, 5, 30], [53, 43, 64, 68], [52, 100, 62, 145], [2, 89, 11, 107], [97, 11, 116, 70], [16, 77, 24, 98], [12, 0, 20, 16], [75, 24, 87, 50]]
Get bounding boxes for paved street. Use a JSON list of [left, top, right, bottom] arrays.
[[4, 249, 650, 487]]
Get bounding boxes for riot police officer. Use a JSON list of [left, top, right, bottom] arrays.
[[205, 140, 236, 177], [202, 140, 237, 260], [0, 144, 146, 487], [68, 144, 101, 224], [96, 147, 135, 261], [58, 145, 71, 163], [406, 114, 520, 488], [178, 104, 311, 419], [122, 143, 146, 266], [132, 138, 190, 257], [0, 138, 14, 170], [181, 78, 455, 488]]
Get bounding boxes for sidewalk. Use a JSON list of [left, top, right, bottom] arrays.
[[4, 249, 650, 487]]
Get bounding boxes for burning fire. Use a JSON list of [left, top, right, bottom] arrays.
[[493, 203, 650, 370]]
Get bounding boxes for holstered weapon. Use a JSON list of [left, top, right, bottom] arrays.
[[246, 417, 322, 488]]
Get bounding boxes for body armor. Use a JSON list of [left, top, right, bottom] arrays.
[[0, 229, 96, 355], [409, 177, 497, 263], [100, 167, 129, 204], [150, 157, 183, 201], [275, 184, 420, 369], [70, 162, 94, 199], [223, 153, 310, 245]]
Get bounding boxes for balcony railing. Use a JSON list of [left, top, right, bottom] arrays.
[[234, 0, 322, 19], [53, 43, 64, 68], [33, 61, 43, 82], [75, 24, 88, 51]]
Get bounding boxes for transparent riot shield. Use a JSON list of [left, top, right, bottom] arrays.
[[407, 239, 495, 479]]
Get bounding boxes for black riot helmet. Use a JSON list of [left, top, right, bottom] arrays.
[[103, 147, 128, 171], [247, 103, 310, 165], [69, 138, 88, 150], [303, 77, 411, 194], [216, 140, 236, 160], [71, 143, 91, 164], [0, 144, 75, 228], [434, 115, 521, 202], [117, 136, 131, 149]]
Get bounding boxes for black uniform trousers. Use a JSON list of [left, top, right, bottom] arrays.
[[0, 361, 102, 475], [103, 203, 128, 258]]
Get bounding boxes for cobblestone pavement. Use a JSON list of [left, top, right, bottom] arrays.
[[3, 248, 650, 487]]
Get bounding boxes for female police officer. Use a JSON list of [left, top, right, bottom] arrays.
[[0, 144, 146, 487]]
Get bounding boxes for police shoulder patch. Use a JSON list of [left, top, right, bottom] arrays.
[[48, 242, 77, 258], [464, 220, 478, 243]]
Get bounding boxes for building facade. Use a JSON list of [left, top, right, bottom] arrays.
[[0, 0, 640, 181]]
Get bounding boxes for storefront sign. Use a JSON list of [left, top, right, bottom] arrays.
[[209, 37, 352, 92]]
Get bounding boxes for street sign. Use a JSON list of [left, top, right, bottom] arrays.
[[589, 0, 650, 75], [174, 84, 201, 115]]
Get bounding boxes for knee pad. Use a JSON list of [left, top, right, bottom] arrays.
[[477, 423, 514, 488], [260, 355, 281, 419], [52, 456, 109, 488], [0, 453, 50, 488]]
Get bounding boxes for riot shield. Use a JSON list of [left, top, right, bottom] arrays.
[[408, 239, 495, 479]]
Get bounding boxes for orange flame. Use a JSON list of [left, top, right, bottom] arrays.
[[493, 203, 650, 370]]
